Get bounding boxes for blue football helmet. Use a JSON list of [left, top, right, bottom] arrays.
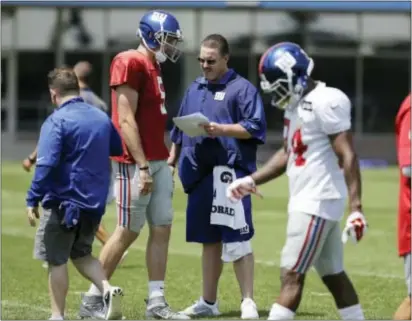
[[138, 10, 183, 63], [258, 42, 314, 110]]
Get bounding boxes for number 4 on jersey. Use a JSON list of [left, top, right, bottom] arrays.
[[156, 76, 167, 115], [284, 119, 308, 167], [291, 128, 307, 166]]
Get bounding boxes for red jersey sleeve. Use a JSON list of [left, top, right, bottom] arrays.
[[109, 55, 145, 92], [398, 110, 411, 168]]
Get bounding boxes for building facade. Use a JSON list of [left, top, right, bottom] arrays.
[[1, 2, 411, 157]]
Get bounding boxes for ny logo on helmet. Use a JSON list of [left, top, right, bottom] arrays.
[[151, 11, 168, 24], [275, 52, 297, 73]]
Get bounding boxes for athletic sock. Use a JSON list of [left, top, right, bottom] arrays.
[[339, 304, 365, 320]]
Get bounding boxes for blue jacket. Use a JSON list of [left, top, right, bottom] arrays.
[[171, 69, 266, 192], [26, 97, 123, 217]]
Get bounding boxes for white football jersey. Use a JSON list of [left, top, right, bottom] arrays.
[[284, 82, 351, 221]]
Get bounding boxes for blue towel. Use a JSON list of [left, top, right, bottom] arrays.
[[59, 201, 80, 229]]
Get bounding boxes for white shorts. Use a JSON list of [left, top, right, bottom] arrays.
[[113, 160, 174, 233], [281, 211, 344, 277]]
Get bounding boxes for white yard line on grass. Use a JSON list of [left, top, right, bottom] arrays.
[[309, 292, 330, 297], [1, 228, 403, 280], [70, 291, 84, 295], [1, 300, 50, 313], [1, 299, 77, 315], [2, 299, 78, 317]]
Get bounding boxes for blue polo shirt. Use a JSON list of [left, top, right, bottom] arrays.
[[26, 97, 123, 217], [170, 69, 266, 192]]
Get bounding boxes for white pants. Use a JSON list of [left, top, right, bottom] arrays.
[[281, 212, 344, 276]]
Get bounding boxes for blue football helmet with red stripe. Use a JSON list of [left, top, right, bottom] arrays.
[[138, 10, 183, 63], [258, 42, 314, 109]]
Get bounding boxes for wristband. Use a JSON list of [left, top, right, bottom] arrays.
[[28, 156, 36, 164], [139, 166, 149, 171], [168, 163, 176, 168]]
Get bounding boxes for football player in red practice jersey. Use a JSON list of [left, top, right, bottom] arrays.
[[78, 10, 189, 320], [394, 93, 411, 320]]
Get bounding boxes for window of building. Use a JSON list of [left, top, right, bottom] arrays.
[[17, 51, 55, 131], [363, 57, 410, 132]]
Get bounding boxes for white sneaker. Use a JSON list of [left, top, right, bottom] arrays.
[[241, 298, 259, 319], [180, 297, 220, 317], [268, 303, 293, 320], [104, 286, 124, 320]]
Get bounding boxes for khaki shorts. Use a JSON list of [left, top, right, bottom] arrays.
[[281, 211, 344, 277], [113, 160, 174, 233]]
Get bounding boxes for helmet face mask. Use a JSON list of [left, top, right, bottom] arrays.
[[271, 80, 292, 109], [155, 31, 183, 63], [260, 73, 295, 110]]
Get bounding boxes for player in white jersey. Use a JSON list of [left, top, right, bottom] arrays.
[[227, 42, 368, 320], [284, 82, 349, 218]]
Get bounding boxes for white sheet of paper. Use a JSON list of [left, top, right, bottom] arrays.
[[172, 112, 210, 137]]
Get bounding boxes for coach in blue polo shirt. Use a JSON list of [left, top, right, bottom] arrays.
[[168, 34, 266, 320], [25, 67, 124, 320]]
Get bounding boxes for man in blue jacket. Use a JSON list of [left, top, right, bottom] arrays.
[[168, 34, 266, 320], [22, 61, 117, 258], [26, 67, 124, 320]]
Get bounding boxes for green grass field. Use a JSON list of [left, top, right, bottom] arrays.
[[1, 162, 405, 320]]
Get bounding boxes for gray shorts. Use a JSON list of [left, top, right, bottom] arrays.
[[404, 253, 411, 295], [113, 160, 174, 233], [281, 211, 344, 277], [34, 207, 100, 266]]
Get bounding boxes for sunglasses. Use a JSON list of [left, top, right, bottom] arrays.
[[197, 57, 216, 65]]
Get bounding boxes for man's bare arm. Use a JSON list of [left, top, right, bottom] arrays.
[[329, 131, 362, 212], [168, 143, 181, 166], [29, 146, 38, 161], [251, 146, 288, 185], [116, 85, 148, 167]]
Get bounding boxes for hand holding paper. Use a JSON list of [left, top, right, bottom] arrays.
[[200, 122, 227, 137], [173, 112, 210, 137]]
